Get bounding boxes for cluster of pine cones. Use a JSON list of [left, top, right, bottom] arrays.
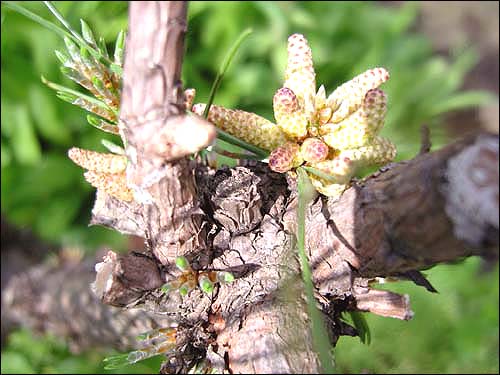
[[191, 34, 396, 197]]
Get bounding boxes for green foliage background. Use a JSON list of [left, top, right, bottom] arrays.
[[1, 1, 498, 373]]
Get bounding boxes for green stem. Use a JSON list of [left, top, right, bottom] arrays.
[[296, 167, 336, 373], [41, 75, 116, 114], [2, 1, 73, 40], [302, 165, 338, 183], [203, 28, 253, 119], [211, 145, 266, 161], [43, 1, 115, 66], [216, 128, 269, 159]]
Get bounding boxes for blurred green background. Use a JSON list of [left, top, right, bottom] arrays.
[[1, 1, 498, 373]]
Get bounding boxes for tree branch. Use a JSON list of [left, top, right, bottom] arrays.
[[91, 1, 499, 373], [2, 251, 176, 354], [114, 1, 320, 372], [119, 1, 213, 267]]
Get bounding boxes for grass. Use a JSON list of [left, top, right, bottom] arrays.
[[335, 257, 499, 374]]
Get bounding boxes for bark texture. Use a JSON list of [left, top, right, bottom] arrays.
[[2, 250, 176, 353]]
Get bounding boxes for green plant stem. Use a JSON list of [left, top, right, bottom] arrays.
[[41, 76, 116, 114], [203, 28, 253, 119], [211, 146, 267, 161], [302, 165, 338, 183], [2, 1, 72, 40], [216, 128, 269, 159], [297, 167, 336, 373]]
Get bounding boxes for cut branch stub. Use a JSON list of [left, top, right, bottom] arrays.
[[116, 1, 210, 266], [119, 1, 215, 191], [92, 250, 163, 307]]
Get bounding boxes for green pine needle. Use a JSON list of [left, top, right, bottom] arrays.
[[199, 28, 268, 159], [102, 353, 130, 370], [211, 145, 267, 161], [80, 19, 97, 46], [203, 28, 253, 119], [97, 36, 110, 60], [43, 1, 114, 66], [54, 50, 70, 65], [215, 128, 269, 160], [348, 311, 372, 345], [2, 1, 74, 42], [42, 76, 114, 112], [114, 30, 126, 66], [297, 167, 336, 373]]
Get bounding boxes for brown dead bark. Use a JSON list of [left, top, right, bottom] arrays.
[[86, 1, 500, 373]]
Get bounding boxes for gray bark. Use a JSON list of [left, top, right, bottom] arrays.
[[2, 250, 175, 354]]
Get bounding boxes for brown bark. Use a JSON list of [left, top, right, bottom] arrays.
[[110, 2, 322, 371], [119, 1, 214, 268], [2, 250, 176, 354]]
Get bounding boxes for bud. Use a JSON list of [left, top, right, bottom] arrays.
[[179, 284, 189, 297], [273, 87, 308, 140], [273, 87, 299, 114], [68, 147, 127, 174], [83, 170, 133, 202], [322, 88, 388, 150], [268, 142, 302, 173], [175, 256, 191, 272], [184, 88, 196, 111], [308, 175, 348, 198], [217, 271, 235, 284], [300, 137, 329, 163], [284, 33, 316, 118], [198, 275, 215, 294], [327, 67, 390, 123]]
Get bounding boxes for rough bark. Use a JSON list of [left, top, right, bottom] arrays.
[[2, 249, 176, 354], [119, 1, 213, 268], [87, 1, 499, 373], [111, 2, 321, 371]]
